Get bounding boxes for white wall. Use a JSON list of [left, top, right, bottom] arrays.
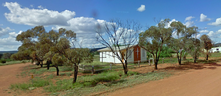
[[127, 48, 134, 63], [100, 51, 121, 63], [141, 48, 147, 62], [210, 47, 221, 53], [99, 47, 146, 63]]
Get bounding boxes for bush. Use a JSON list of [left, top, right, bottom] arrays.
[[0, 60, 6, 63], [21, 60, 26, 63]]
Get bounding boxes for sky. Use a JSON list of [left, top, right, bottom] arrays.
[[0, 0, 221, 51]]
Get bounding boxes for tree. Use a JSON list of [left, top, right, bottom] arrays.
[[15, 26, 46, 67], [139, 19, 172, 69], [200, 34, 212, 60], [168, 22, 197, 65], [96, 19, 141, 74], [2, 53, 12, 59], [187, 38, 201, 63]]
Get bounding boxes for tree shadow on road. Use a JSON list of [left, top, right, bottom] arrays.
[[162, 60, 221, 71]]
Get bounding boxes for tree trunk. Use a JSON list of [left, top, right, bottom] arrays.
[[154, 59, 158, 69], [46, 60, 52, 70], [178, 59, 181, 65], [40, 64, 43, 67], [47, 63, 50, 70], [176, 53, 181, 65], [206, 50, 209, 60], [206, 54, 208, 60], [194, 57, 197, 63], [55, 66, 59, 76], [123, 60, 128, 75], [73, 64, 78, 83]]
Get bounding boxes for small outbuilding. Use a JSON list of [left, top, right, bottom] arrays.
[[97, 45, 147, 63]]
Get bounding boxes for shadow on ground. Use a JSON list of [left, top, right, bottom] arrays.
[[162, 60, 221, 71]]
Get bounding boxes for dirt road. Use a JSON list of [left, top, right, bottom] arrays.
[[107, 63, 221, 96], [0, 63, 30, 96]]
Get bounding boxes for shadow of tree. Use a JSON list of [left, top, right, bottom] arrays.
[[161, 60, 221, 71]]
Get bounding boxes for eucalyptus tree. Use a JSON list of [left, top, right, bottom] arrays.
[[168, 22, 197, 65], [96, 19, 141, 74], [13, 26, 46, 66], [139, 19, 172, 69], [187, 37, 201, 63], [200, 34, 213, 60]]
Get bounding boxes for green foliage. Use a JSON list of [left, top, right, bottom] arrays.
[[160, 46, 173, 58], [0, 60, 6, 63], [139, 19, 172, 69], [2, 53, 12, 59]]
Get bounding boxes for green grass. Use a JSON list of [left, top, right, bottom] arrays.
[[210, 53, 221, 57], [10, 77, 51, 90], [62, 71, 171, 96], [0, 60, 29, 66], [43, 70, 170, 96], [14, 54, 173, 96]]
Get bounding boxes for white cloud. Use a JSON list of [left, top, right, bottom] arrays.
[[37, 5, 44, 9], [4, 2, 75, 26], [199, 30, 209, 33], [137, 5, 145, 12], [207, 29, 221, 38], [54, 17, 107, 48], [196, 34, 201, 39], [184, 16, 195, 27], [165, 19, 178, 28], [185, 16, 195, 21], [184, 21, 194, 27], [207, 31, 215, 37], [0, 26, 12, 37], [0, 31, 22, 51], [200, 13, 211, 22], [208, 17, 221, 26]]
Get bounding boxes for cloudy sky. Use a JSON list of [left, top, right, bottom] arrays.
[[0, 0, 221, 51]]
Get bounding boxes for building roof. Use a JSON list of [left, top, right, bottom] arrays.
[[97, 45, 137, 52]]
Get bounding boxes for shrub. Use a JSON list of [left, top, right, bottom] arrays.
[[21, 60, 26, 63], [0, 60, 6, 63]]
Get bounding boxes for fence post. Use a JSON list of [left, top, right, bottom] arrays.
[[110, 64, 112, 70], [92, 66, 94, 74]]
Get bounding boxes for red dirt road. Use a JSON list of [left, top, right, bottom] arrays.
[[0, 63, 30, 96], [107, 63, 221, 96]]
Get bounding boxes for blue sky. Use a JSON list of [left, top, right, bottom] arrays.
[[0, 0, 221, 51]]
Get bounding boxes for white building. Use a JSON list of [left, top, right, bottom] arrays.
[[210, 47, 221, 53], [97, 45, 147, 63]]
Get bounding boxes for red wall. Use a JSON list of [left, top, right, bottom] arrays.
[[134, 45, 141, 63]]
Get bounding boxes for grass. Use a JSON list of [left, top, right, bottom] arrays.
[[10, 77, 51, 90], [0, 60, 29, 66], [12, 67, 171, 96], [63, 71, 171, 96], [12, 54, 199, 95]]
